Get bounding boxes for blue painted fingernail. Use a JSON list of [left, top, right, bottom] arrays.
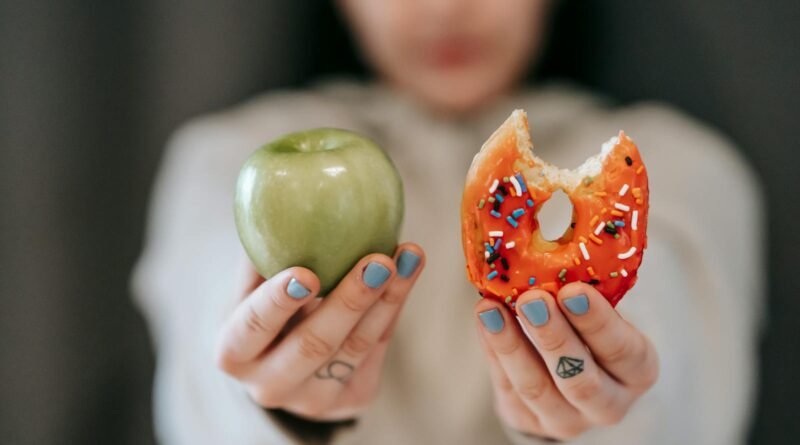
[[396, 250, 421, 278], [363, 262, 391, 288], [564, 294, 589, 315], [479, 308, 504, 333], [286, 277, 310, 299], [520, 299, 549, 326]]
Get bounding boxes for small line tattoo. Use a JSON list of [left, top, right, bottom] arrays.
[[556, 356, 584, 379], [314, 360, 354, 383]]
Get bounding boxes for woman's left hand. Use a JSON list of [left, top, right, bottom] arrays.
[[474, 282, 659, 441]]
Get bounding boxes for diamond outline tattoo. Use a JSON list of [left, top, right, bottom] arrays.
[[556, 356, 584, 379]]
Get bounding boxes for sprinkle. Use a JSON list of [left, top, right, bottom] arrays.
[[601, 208, 608, 215], [589, 215, 599, 226], [484, 250, 489, 259], [588, 278, 601, 285], [632, 210, 639, 230], [508, 187, 515, 197], [636, 165, 644, 174], [594, 191, 608, 197], [490, 263, 495, 269], [610, 271, 619, 278], [587, 266, 596, 276], [505, 241, 516, 249], [636, 198, 644, 205], [589, 234, 603, 245], [495, 193, 504, 203], [527, 160, 534, 167], [610, 210, 624, 217], [614, 220, 625, 227], [594, 221, 606, 236], [489, 230, 504, 238], [484, 242, 493, 253], [509, 175, 523, 196], [506, 216, 519, 228], [526, 199, 534, 207], [500, 258, 509, 270], [489, 179, 499, 193], [558, 268, 567, 281], [487, 270, 498, 280], [579, 242, 590, 260], [503, 176, 509, 183], [487, 252, 500, 264], [493, 200, 501, 212], [570, 222, 576, 229], [511, 301, 516, 308], [505, 296, 512, 303], [604, 225, 618, 235], [621, 268, 629, 277], [490, 210, 501, 218], [494, 239, 501, 251], [528, 277, 536, 285], [573, 257, 581, 266], [625, 156, 633, 166], [512, 288, 518, 296], [618, 184, 630, 196], [497, 185, 508, 196], [512, 208, 525, 219], [618, 247, 637, 259], [478, 199, 485, 209], [515, 173, 528, 192], [583, 176, 594, 186], [500, 274, 510, 282], [488, 196, 496, 203], [632, 187, 642, 198], [614, 202, 631, 212], [579, 236, 588, 243], [614, 233, 620, 239]]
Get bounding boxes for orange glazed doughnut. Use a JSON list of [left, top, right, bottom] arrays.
[[461, 110, 649, 308]]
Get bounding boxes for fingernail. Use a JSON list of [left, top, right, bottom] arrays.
[[563, 294, 589, 315], [286, 277, 310, 299], [363, 262, 391, 289], [479, 309, 504, 333], [520, 299, 549, 326], [396, 250, 421, 278]]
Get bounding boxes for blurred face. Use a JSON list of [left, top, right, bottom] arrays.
[[339, 0, 551, 114]]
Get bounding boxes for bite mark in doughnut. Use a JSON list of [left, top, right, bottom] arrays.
[[460, 110, 649, 307]]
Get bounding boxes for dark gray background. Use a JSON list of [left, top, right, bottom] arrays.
[[1, 1, 798, 443]]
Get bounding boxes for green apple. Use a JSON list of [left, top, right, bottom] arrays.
[[234, 128, 404, 295]]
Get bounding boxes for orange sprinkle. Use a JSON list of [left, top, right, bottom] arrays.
[[579, 236, 588, 243], [541, 282, 558, 294], [512, 287, 518, 296], [636, 165, 644, 174], [594, 191, 608, 197], [587, 266, 596, 276], [610, 210, 624, 217], [636, 198, 644, 205], [589, 234, 603, 245], [527, 160, 535, 167], [573, 257, 581, 266], [589, 215, 599, 226], [632, 188, 642, 198], [601, 208, 608, 215], [509, 187, 516, 197]]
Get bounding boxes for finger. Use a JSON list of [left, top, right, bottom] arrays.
[[475, 298, 586, 437], [216, 267, 319, 371], [515, 289, 631, 426], [556, 282, 659, 392], [254, 253, 397, 392]]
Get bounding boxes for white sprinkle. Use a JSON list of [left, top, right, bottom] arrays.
[[620, 268, 629, 277], [489, 179, 499, 193], [618, 247, 637, 259], [614, 202, 631, 212], [505, 241, 516, 249], [489, 231, 504, 238], [509, 175, 523, 196], [632, 210, 639, 230], [594, 221, 605, 236], [484, 250, 490, 259], [579, 242, 590, 260], [618, 184, 630, 197]]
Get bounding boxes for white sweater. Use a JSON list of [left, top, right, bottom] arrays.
[[131, 81, 764, 444]]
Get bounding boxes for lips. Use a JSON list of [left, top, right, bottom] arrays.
[[425, 37, 483, 69]]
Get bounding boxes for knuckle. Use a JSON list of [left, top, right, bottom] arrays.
[[566, 373, 602, 402], [603, 335, 637, 365], [245, 305, 278, 337], [516, 379, 549, 403], [297, 329, 336, 361], [496, 374, 515, 393], [536, 329, 568, 353], [214, 347, 239, 375], [595, 405, 627, 426], [550, 423, 585, 441], [341, 331, 374, 357], [493, 336, 523, 356], [581, 312, 613, 337], [339, 289, 375, 313]]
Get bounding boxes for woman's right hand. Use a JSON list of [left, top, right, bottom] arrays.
[[215, 243, 425, 421]]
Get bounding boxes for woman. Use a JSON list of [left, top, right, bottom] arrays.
[[132, 0, 763, 443]]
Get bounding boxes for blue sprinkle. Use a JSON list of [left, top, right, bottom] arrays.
[[487, 270, 499, 280], [512, 208, 525, 219], [515, 173, 528, 192], [506, 216, 519, 228], [494, 193, 504, 203], [528, 277, 536, 286], [484, 242, 493, 254], [526, 199, 534, 208], [614, 220, 626, 227], [490, 210, 501, 218], [494, 239, 501, 251]]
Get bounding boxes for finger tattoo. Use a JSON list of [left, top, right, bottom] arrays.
[[556, 356, 584, 379], [314, 360, 355, 384]]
